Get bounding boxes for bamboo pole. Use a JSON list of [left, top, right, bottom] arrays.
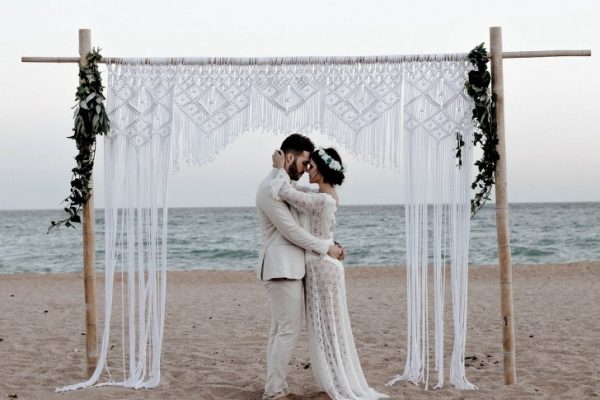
[[79, 28, 98, 379], [500, 50, 591, 58], [490, 26, 517, 385], [20, 49, 591, 65]]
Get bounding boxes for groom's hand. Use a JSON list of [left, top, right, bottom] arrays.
[[272, 149, 285, 168], [334, 241, 346, 261], [327, 244, 343, 260]]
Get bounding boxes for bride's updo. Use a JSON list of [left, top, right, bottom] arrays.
[[311, 147, 345, 186]]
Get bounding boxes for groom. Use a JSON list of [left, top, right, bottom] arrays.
[[256, 134, 343, 400]]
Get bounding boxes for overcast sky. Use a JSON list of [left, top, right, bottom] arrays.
[[1, 0, 598, 209]]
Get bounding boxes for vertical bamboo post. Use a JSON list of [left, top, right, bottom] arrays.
[[490, 26, 517, 385], [79, 28, 98, 378]]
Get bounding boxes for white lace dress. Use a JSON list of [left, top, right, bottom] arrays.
[[271, 169, 388, 400]]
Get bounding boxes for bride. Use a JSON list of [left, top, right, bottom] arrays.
[[271, 147, 388, 400]]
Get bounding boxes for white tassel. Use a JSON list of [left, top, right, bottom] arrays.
[[387, 60, 477, 391]]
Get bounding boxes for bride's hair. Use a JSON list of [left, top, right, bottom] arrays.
[[311, 147, 345, 186]]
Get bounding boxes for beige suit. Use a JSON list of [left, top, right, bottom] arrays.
[[256, 168, 330, 280], [256, 168, 330, 399]]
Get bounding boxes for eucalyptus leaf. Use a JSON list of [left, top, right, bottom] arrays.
[[49, 48, 110, 233], [455, 44, 499, 217]]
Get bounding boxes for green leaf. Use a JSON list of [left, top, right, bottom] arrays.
[[463, 43, 498, 217], [50, 49, 110, 232]]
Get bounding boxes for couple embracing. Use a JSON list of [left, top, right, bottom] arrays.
[[256, 134, 388, 400]]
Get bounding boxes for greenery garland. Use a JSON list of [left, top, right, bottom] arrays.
[[456, 43, 499, 216], [49, 49, 109, 232]]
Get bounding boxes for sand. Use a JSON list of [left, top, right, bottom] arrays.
[[1, 262, 599, 399]]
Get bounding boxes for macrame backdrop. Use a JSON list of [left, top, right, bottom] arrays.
[[59, 54, 476, 392]]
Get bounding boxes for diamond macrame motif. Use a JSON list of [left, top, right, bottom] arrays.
[[253, 67, 321, 113], [325, 65, 403, 132], [174, 68, 251, 134], [403, 62, 469, 142], [107, 60, 471, 147], [107, 66, 175, 147]]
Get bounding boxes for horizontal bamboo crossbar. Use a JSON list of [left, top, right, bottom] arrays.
[[501, 50, 591, 58], [21, 50, 591, 65]]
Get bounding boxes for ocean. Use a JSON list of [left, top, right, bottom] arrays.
[[0, 203, 598, 275]]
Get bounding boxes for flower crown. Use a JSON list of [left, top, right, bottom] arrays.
[[316, 147, 346, 173]]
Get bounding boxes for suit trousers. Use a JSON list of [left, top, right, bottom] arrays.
[[263, 279, 304, 399]]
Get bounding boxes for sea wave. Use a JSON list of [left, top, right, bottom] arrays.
[[1, 203, 599, 274]]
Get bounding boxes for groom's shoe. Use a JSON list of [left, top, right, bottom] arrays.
[[274, 395, 296, 400]]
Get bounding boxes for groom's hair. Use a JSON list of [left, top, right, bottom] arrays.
[[280, 134, 315, 155]]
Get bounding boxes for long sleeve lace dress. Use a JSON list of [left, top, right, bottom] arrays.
[[270, 169, 388, 400]]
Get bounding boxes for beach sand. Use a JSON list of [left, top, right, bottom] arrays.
[[1, 262, 599, 399]]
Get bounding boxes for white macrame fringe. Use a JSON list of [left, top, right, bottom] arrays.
[[386, 73, 477, 390], [57, 107, 170, 392], [59, 56, 477, 392], [105, 61, 416, 171]]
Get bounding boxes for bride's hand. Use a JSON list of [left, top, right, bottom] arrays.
[[272, 149, 285, 169]]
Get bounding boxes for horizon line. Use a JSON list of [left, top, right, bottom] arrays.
[[1, 200, 599, 212]]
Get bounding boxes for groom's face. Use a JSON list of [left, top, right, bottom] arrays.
[[287, 151, 311, 181]]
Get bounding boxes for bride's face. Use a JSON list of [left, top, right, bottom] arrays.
[[308, 159, 321, 184]]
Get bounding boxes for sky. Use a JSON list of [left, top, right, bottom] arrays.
[[0, 0, 598, 209]]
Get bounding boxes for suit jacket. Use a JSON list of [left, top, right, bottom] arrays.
[[255, 168, 330, 280]]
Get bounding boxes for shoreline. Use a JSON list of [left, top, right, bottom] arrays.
[[1, 260, 599, 277], [1, 200, 600, 212]]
